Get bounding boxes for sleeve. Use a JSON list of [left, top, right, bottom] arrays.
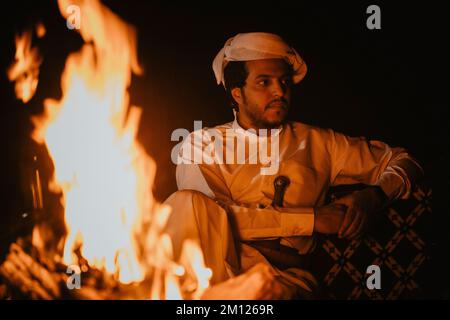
[[329, 130, 424, 202], [175, 131, 315, 240]]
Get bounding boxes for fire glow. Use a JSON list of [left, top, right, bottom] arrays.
[[9, 0, 212, 299]]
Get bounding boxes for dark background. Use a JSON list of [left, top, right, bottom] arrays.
[[0, 1, 447, 298]]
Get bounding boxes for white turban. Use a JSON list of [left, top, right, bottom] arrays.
[[212, 32, 307, 87]]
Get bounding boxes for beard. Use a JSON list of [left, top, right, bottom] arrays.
[[245, 98, 290, 129]]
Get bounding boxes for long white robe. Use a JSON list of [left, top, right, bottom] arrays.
[[164, 115, 422, 297]]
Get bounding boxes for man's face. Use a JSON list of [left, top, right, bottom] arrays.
[[232, 58, 292, 129]]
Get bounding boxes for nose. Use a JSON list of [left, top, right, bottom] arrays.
[[271, 80, 286, 98]]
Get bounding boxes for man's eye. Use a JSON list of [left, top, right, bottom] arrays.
[[281, 78, 291, 86], [258, 80, 268, 86]]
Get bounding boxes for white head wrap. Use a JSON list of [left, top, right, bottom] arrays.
[[212, 32, 307, 87]]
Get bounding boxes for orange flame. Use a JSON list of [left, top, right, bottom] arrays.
[[7, 26, 43, 103], [9, 0, 212, 298], [43, 0, 147, 284]]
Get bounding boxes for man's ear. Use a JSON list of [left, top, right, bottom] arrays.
[[231, 87, 243, 105]]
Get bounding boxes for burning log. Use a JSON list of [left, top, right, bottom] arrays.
[[0, 239, 150, 300], [0, 241, 62, 299]]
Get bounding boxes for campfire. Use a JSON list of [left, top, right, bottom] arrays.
[[0, 0, 279, 300]]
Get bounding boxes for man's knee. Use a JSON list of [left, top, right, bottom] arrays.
[[162, 190, 232, 266], [164, 189, 221, 218], [163, 189, 222, 233], [162, 190, 208, 259]]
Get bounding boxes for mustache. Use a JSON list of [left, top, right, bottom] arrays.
[[266, 98, 289, 110]]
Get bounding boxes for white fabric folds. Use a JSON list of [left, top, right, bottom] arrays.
[[212, 32, 307, 87]]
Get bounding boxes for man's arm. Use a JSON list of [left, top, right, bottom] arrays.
[[176, 162, 312, 240], [176, 162, 345, 240], [330, 131, 423, 202], [328, 130, 424, 238]]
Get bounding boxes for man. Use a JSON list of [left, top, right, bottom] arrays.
[[163, 32, 423, 299]]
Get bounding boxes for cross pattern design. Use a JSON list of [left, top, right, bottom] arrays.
[[320, 186, 431, 299]]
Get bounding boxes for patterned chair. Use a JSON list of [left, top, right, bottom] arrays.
[[313, 182, 432, 299]]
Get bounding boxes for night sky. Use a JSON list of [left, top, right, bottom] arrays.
[[0, 1, 447, 298]]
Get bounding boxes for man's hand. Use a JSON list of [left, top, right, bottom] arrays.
[[334, 186, 388, 239], [314, 203, 347, 234]]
